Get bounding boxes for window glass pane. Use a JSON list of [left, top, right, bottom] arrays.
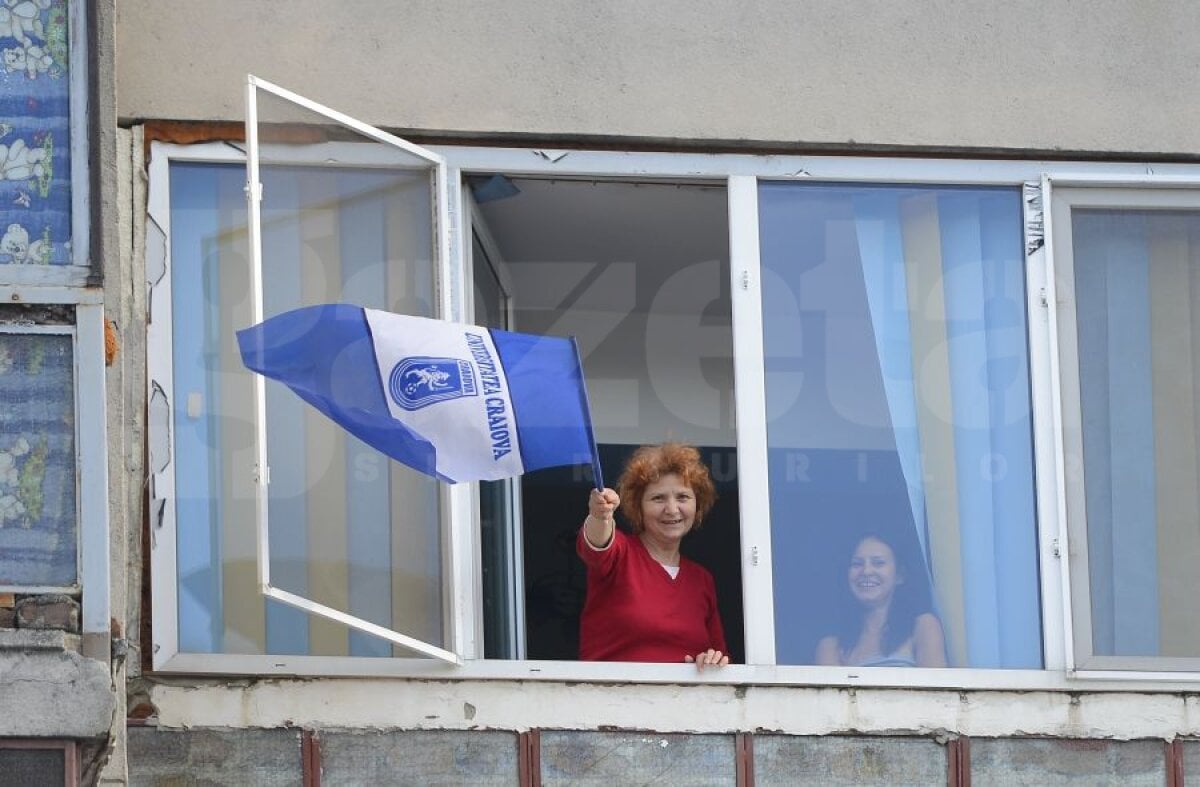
[[0, 331, 76, 586], [169, 159, 441, 657], [0, 1, 72, 265], [473, 178, 744, 663], [1072, 208, 1200, 659], [760, 182, 1041, 669]]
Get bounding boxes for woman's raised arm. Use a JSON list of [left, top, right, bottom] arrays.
[[582, 487, 619, 549]]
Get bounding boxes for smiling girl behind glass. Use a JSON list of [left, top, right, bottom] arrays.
[[815, 533, 946, 668]]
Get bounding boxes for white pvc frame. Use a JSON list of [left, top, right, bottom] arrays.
[[244, 75, 459, 664], [146, 137, 1200, 690], [1047, 178, 1200, 681], [463, 194, 526, 660]]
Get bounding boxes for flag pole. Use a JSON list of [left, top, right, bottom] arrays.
[[570, 338, 604, 490]]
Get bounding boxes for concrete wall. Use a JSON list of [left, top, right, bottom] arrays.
[[969, 738, 1167, 786], [0, 0, 124, 781], [319, 730, 518, 785], [126, 728, 303, 787], [124, 727, 1198, 786], [115, 1, 1200, 156]]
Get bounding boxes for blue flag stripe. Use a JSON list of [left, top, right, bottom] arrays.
[[237, 304, 453, 483], [489, 327, 594, 474], [570, 337, 605, 490]]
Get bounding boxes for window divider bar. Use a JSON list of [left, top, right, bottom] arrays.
[[1038, 175, 1079, 672], [727, 175, 776, 664], [444, 166, 476, 660], [1024, 178, 1068, 672]]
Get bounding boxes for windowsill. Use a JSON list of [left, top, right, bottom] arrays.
[[153, 652, 1200, 692]]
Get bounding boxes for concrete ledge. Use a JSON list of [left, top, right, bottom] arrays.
[[0, 649, 114, 737], [0, 629, 81, 653]]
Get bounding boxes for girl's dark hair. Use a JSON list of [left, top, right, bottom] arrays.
[[832, 531, 936, 657]]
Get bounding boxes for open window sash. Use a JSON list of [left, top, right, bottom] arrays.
[[244, 75, 459, 664], [1051, 181, 1200, 677]]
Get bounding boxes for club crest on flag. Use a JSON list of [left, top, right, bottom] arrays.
[[388, 357, 478, 411]]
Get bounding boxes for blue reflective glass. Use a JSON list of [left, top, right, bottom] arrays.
[[1072, 208, 1200, 660], [759, 182, 1042, 669], [168, 160, 441, 657]]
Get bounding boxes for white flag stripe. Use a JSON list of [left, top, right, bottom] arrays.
[[364, 308, 525, 481]]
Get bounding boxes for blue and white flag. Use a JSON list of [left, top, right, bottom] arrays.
[[237, 304, 602, 485]]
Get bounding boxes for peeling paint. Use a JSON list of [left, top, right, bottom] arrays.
[[146, 381, 170, 537], [1024, 180, 1044, 256], [532, 149, 570, 163]]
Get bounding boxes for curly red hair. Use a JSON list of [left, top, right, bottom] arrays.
[[617, 443, 717, 534]]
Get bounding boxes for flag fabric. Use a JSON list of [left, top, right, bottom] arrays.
[[237, 304, 601, 485]]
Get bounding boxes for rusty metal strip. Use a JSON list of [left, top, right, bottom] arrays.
[[141, 121, 246, 163], [1167, 738, 1183, 787], [518, 730, 543, 787], [735, 732, 755, 787], [302, 729, 321, 787], [530, 729, 541, 787], [518, 729, 542, 787], [518, 731, 531, 787], [64, 740, 77, 787], [947, 737, 971, 787]]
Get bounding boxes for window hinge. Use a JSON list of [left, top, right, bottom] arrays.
[[1051, 538, 1062, 558], [1039, 288, 1049, 308], [751, 545, 759, 566], [740, 270, 751, 291], [255, 463, 270, 485], [244, 181, 263, 202]]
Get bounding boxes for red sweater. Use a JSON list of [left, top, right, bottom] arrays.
[[576, 527, 727, 663]]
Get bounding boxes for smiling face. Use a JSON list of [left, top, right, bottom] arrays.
[[639, 473, 696, 546], [847, 536, 902, 609]]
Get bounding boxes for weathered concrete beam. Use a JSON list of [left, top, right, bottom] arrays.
[[0, 644, 115, 738]]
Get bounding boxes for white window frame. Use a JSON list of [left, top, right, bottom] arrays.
[[147, 140, 1200, 691], [146, 123, 464, 667], [243, 75, 460, 664], [463, 193, 527, 660], [0, 286, 109, 657], [1047, 177, 1200, 681]]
